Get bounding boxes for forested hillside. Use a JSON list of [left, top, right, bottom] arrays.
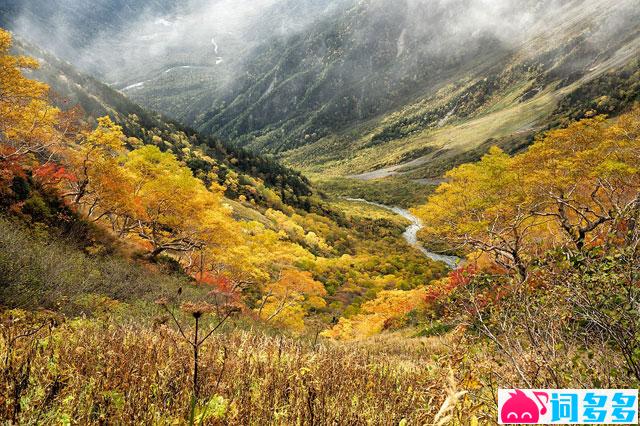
[[2, 28, 452, 326], [12, 38, 319, 212]]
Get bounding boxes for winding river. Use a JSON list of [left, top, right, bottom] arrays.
[[345, 198, 460, 269]]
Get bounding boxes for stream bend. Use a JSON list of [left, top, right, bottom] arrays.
[[345, 197, 459, 269]]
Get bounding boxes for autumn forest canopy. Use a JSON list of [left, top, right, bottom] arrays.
[[0, 0, 640, 422]]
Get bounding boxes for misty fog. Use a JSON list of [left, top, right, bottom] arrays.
[[4, 0, 638, 145], [8, 0, 637, 89]]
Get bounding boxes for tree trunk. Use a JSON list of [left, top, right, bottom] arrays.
[[193, 316, 199, 400], [148, 247, 165, 261]]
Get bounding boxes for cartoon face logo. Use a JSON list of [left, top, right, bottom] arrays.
[[501, 390, 548, 424]]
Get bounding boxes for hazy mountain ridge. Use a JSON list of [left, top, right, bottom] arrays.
[[135, 0, 640, 176], [190, 0, 511, 151], [4, 0, 640, 178], [276, 0, 640, 177]]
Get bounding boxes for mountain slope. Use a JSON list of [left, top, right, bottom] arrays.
[[4, 0, 640, 181], [123, 0, 640, 178], [193, 0, 639, 177], [12, 38, 323, 213]]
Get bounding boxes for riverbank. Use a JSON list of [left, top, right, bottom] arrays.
[[344, 198, 459, 269]]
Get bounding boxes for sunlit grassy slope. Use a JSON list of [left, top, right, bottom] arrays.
[[275, 0, 640, 186], [315, 175, 437, 208], [289, 48, 639, 194], [288, 88, 557, 178]]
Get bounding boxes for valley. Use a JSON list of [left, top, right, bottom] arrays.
[[5, 0, 639, 185], [1, 0, 640, 423], [344, 197, 459, 268]]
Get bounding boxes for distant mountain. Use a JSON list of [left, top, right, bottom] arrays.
[[145, 0, 640, 179], [0, 0, 176, 77], [4, 0, 640, 178]]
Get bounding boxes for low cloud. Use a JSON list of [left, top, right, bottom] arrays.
[[9, 0, 638, 90]]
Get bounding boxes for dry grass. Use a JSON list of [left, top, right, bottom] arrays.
[[1, 312, 464, 425]]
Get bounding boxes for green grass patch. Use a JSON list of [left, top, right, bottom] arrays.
[[315, 176, 436, 208]]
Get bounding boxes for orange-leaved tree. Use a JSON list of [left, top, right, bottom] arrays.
[[322, 288, 427, 340], [256, 269, 327, 333]]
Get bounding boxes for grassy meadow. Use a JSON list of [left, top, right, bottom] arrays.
[[2, 313, 473, 425]]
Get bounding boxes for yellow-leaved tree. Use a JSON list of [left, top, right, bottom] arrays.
[[63, 131, 239, 261], [416, 106, 640, 280], [216, 220, 314, 284], [122, 145, 237, 259], [63, 116, 134, 226], [414, 147, 544, 281], [517, 112, 640, 249], [0, 29, 66, 162]]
